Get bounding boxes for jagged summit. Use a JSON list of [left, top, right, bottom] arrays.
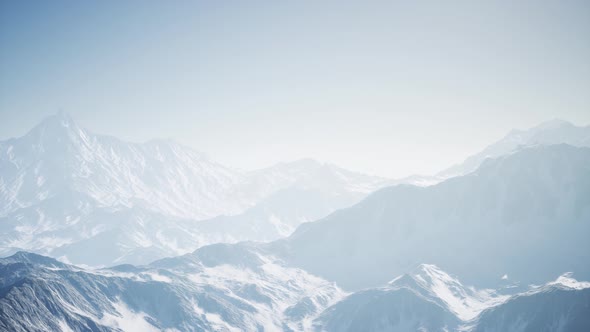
[[1, 251, 69, 268], [544, 272, 590, 291], [385, 264, 509, 321]]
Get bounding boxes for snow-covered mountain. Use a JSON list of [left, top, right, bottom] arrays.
[[313, 264, 480, 332], [278, 144, 590, 290], [313, 264, 480, 331], [386, 264, 510, 321], [0, 250, 345, 332], [0, 113, 248, 220], [2, 115, 589, 331], [0, 113, 391, 265], [439, 119, 590, 180], [313, 264, 590, 332], [468, 275, 590, 332], [400, 119, 590, 185], [315, 286, 461, 332], [2, 115, 588, 266], [2, 252, 587, 332]]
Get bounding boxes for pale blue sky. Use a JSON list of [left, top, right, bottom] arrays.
[[1, 0, 589, 177]]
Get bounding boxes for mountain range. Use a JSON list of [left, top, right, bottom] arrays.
[[1, 115, 589, 331], [1, 114, 589, 267], [1, 251, 588, 331], [0, 113, 390, 265], [278, 144, 590, 289]]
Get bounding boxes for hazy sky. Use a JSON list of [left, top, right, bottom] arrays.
[[1, 1, 589, 178]]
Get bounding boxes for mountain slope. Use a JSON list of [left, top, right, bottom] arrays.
[[277, 144, 590, 290]]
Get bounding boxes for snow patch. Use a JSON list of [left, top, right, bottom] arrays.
[[99, 301, 159, 332], [58, 320, 73, 332]]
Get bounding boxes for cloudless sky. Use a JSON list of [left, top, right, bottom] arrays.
[[1, 0, 589, 178]]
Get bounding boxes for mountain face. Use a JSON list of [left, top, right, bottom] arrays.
[[0, 250, 345, 332], [0, 113, 390, 266], [278, 144, 590, 290]]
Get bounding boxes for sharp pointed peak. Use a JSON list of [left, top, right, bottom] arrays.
[[388, 264, 445, 285], [411, 263, 446, 275], [34, 111, 79, 130], [26, 112, 87, 140]]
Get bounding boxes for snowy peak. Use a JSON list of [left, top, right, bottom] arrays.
[[0, 113, 247, 220], [249, 158, 389, 196], [545, 272, 590, 291], [388, 264, 509, 321], [0, 251, 69, 270], [25, 112, 87, 145], [31, 111, 79, 133], [316, 269, 590, 332], [501, 118, 588, 148], [471, 276, 590, 332], [438, 119, 590, 178], [403, 264, 469, 296]]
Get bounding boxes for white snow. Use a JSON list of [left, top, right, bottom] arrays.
[[389, 264, 509, 321], [58, 320, 74, 332], [98, 301, 159, 332], [549, 272, 590, 290]]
